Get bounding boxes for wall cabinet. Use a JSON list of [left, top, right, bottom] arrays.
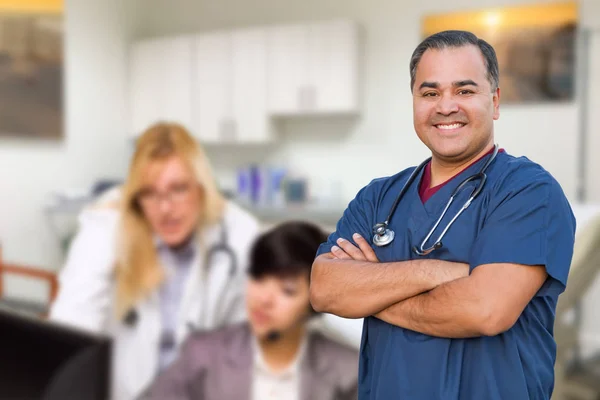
[[194, 28, 273, 144], [129, 36, 193, 137], [267, 20, 360, 115], [128, 19, 361, 142]]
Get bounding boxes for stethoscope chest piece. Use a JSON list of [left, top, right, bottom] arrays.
[[372, 223, 394, 247], [124, 308, 139, 327], [370, 144, 499, 254]]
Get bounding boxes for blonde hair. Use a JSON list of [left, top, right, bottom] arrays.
[[114, 122, 225, 318]]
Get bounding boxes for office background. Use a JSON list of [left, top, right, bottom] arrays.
[[0, 0, 599, 363]]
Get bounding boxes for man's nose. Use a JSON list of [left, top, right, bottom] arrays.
[[436, 93, 459, 115]]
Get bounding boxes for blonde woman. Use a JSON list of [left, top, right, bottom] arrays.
[[50, 122, 260, 400]]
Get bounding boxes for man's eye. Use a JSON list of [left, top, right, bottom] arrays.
[[458, 90, 474, 95], [423, 92, 438, 97]]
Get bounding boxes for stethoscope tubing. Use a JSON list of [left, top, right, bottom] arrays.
[[124, 219, 237, 330], [373, 144, 499, 254]]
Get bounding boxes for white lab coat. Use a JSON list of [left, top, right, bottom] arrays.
[[49, 192, 261, 400]]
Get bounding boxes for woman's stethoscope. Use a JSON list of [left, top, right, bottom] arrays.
[[372, 144, 499, 256], [123, 219, 238, 332]]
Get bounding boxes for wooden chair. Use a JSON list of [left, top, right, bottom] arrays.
[[0, 247, 59, 318]]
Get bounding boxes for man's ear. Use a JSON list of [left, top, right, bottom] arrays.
[[493, 87, 500, 120]]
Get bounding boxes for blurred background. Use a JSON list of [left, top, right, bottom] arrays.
[[0, 0, 600, 398]]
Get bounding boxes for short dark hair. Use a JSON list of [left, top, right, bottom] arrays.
[[409, 30, 499, 92], [248, 221, 328, 280]]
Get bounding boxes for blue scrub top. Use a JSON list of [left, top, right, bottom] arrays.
[[316, 151, 576, 400]]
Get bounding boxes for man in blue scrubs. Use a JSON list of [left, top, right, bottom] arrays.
[[310, 30, 576, 399]]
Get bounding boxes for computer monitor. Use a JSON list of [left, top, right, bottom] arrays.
[[0, 307, 112, 400]]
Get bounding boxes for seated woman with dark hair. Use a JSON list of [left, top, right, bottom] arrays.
[[142, 221, 359, 400]]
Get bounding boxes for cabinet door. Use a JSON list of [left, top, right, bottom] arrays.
[[231, 28, 272, 143], [193, 32, 231, 143], [266, 24, 309, 115], [129, 39, 163, 137], [308, 20, 360, 113], [129, 37, 194, 137], [160, 36, 194, 131]]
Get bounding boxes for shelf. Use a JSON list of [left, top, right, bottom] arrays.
[[242, 203, 344, 226]]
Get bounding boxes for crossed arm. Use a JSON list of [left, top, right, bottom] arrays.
[[309, 234, 548, 338]]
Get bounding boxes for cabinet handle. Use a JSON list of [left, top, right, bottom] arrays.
[[229, 119, 237, 142], [219, 120, 226, 141], [298, 85, 317, 111], [297, 87, 305, 110], [307, 86, 317, 110], [220, 119, 236, 142], [297, 85, 317, 112]]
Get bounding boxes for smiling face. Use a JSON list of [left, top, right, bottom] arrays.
[[412, 45, 500, 164]]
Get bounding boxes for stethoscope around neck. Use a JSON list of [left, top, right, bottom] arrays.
[[372, 144, 499, 255], [122, 219, 238, 331]]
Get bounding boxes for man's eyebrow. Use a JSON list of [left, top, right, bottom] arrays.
[[419, 81, 438, 90], [418, 80, 479, 90], [453, 79, 478, 87]]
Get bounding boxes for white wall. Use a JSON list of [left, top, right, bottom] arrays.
[[0, 0, 138, 299], [575, 0, 600, 349], [135, 0, 598, 205], [135, 0, 600, 350], [583, 1, 600, 202]]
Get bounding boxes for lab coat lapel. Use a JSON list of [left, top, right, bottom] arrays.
[[116, 291, 162, 399], [175, 224, 218, 342], [203, 239, 235, 328], [177, 219, 234, 338]]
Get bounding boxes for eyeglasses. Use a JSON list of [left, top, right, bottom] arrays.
[[136, 182, 195, 209]]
